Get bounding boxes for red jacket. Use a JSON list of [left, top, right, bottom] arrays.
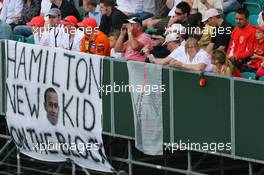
[[227, 23, 256, 60]]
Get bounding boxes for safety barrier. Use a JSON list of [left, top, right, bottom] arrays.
[[0, 41, 6, 115], [1, 40, 264, 174]]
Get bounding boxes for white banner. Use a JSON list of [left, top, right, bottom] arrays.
[[127, 61, 164, 156], [5, 40, 112, 172]]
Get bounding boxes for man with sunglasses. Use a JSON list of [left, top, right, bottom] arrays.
[[167, 1, 191, 28], [146, 28, 187, 65]]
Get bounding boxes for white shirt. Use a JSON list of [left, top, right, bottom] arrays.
[[64, 29, 84, 52], [117, 0, 143, 14], [184, 49, 213, 72], [258, 11, 264, 25], [110, 48, 125, 60], [168, 40, 187, 62], [168, 0, 182, 16], [0, 0, 23, 24], [38, 25, 68, 49], [48, 25, 68, 49], [33, 31, 50, 46], [40, 0, 51, 21]]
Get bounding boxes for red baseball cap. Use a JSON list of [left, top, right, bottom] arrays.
[[27, 16, 45, 27], [77, 18, 97, 28], [61, 16, 78, 25], [257, 25, 264, 32]]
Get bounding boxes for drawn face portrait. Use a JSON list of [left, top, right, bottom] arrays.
[[44, 88, 59, 125]]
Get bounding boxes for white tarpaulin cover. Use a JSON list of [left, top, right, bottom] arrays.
[[127, 61, 163, 156]]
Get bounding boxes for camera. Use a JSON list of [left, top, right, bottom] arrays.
[[139, 50, 145, 56], [121, 24, 127, 31]]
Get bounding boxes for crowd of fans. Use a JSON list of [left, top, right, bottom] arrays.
[[1, 0, 264, 78]]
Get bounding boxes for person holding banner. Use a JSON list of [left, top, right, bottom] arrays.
[[79, 17, 110, 56], [44, 88, 59, 125], [61, 16, 84, 51]]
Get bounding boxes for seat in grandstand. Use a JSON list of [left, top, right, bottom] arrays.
[[243, 1, 262, 15], [249, 14, 259, 25], [242, 72, 256, 80], [259, 76, 264, 81], [26, 35, 35, 44], [225, 11, 237, 27], [12, 34, 25, 42]]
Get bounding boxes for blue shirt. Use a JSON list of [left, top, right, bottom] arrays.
[[0, 20, 12, 39], [88, 5, 101, 26]]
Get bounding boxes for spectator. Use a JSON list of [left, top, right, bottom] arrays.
[[227, 8, 256, 71], [191, 0, 223, 17], [147, 32, 186, 65], [170, 37, 212, 71], [116, 0, 143, 17], [115, 17, 152, 62], [61, 16, 84, 51], [0, 0, 23, 25], [148, 30, 170, 59], [184, 13, 203, 40], [129, 0, 155, 21], [144, 0, 193, 30], [99, 0, 127, 35], [0, 0, 3, 13], [167, 1, 191, 28], [41, 8, 68, 48], [0, 19, 12, 39], [79, 17, 110, 56], [167, 0, 192, 16], [204, 8, 233, 53], [13, 0, 41, 37], [50, 0, 81, 21], [108, 30, 124, 59], [83, 0, 101, 26], [26, 16, 46, 45], [247, 26, 264, 73], [257, 10, 264, 25], [223, 0, 242, 13], [211, 50, 233, 76], [197, 22, 214, 50], [40, 0, 52, 18]]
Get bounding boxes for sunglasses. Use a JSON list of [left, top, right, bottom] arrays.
[[175, 11, 184, 16], [48, 15, 58, 19]]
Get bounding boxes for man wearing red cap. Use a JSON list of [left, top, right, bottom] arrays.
[[27, 16, 48, 45], [79, 18, 110, 56], [60, 16, 84, 51]]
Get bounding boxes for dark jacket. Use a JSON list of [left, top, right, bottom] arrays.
[[51, 0, 81, 21], [99, 8, 127, 35]]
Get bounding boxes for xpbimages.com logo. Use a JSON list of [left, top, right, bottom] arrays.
[[164, 140, 232, 153], [32, 141, 100, 153], [99, 82, 166, 95]]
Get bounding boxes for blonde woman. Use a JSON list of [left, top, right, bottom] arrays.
[[170, 37, 212, 71], [211, 50, 233, 76]]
